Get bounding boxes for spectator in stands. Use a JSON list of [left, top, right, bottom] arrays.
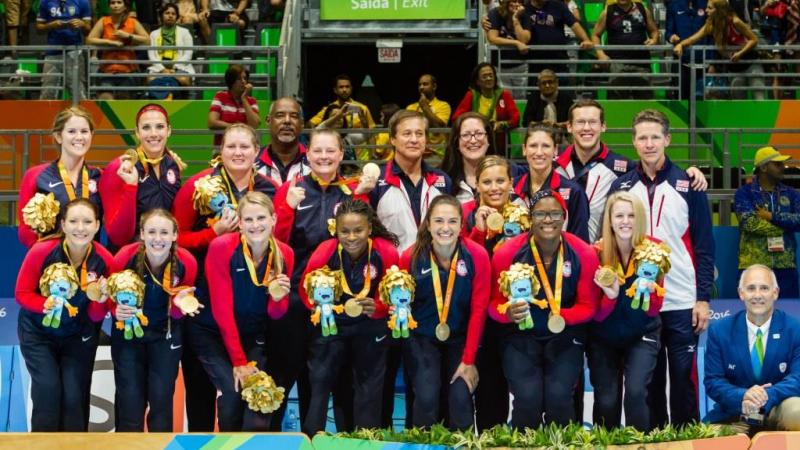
[[308, 74, 376, 161], [147, 2, 195, 100], [4, 0, 30, 51], [86, 0, 150, 100], [609, 109, 714, 428], [704, 264, 800, 430], [207, 64, 261, 148], [760, 0, 789, 48], [258, 0, 285, 22], [666, 0, 709, 100], [36, 0, 91, 100], [255, 97, 310, 185], [734, 146, 800, 298], [522, 69, 573, 127], [176, 0, 211, 44], [199, 0, 247, 43], [673, 0, 766, 100], [374, 103, 401, 160], [453, 63, 520, 157], [485, 0, 531, 100], [514, 0, 594, 81], [406, 74, 451, 158], [592, 0, 660, 99]]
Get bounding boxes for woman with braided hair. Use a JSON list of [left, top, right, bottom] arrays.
[[299, 198, 399, 435], [109, 208, 198, 431]]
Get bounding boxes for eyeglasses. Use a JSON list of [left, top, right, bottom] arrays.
[[531, 210, 564, 221], [459, 131, 488, 141], [573, 119, 601, 128]]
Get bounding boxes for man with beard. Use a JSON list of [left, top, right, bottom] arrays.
[[406, 74, 451, 157], [735, 147, 800, 298], [256, 97, 310, 185]]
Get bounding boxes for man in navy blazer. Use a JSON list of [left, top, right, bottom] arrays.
[[704, 264, 800, 429]]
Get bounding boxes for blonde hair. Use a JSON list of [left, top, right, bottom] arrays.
[[600, 191, 648, 268], [238, 191, 284, 276], [221, 123, 259, 150], [52, 106, 95, 135]]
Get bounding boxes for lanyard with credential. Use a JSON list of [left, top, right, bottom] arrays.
[[530, 236, 566, 333], [430, 249, 458, 341], [57, 162, 89, 201]]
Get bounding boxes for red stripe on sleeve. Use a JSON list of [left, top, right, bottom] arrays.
[[462, 239, 490, 365], [88, 243, 115, 322], [100, 157, 139, 247], [206, 233, 249, 366], [172, 247, 199, 319], [272, 179, 296, 243], [370, 238, 399, 319], [15, 239, 59, 313], [267, 240, 294, 319], [562, 233, 600, 325]]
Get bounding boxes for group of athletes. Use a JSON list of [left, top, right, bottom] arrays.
[[14, 97, 714, 435]]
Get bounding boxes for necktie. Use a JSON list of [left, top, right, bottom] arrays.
[[752, 329, 765, 380]]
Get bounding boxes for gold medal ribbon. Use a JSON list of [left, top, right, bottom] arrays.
[[62, 240, 92, 290], [57, 162, 89, 201], [241, 235, 275, 287], [311, 173, 353, 195], [220, 167, 254, 210], [337, 238, 372, 299], [136, 147, 165, 176], [530, 237, 564, 316], [430, 249, 459, 329]]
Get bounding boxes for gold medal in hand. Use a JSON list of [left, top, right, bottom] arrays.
[[344, 298, 363, 317]]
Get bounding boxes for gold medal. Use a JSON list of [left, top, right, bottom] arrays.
[[86, 281, 103, 302], [344, 298, 363, 317], [268, 279, 288, 301], [596, 266, 617, 287], [178, 294, 200, 314], [486, 212, 504, 232], [435, 323, 451, 341], [547, 314, 566, 334]]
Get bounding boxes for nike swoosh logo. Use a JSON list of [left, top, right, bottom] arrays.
[[49, 181, 64, 188], [375, 335, 387, 343], [296, 204, 313, 211], [642, 336, 657, 343], [170, 344, 182, 350], [139, 175, 150, 183], [236, 268, 246, 272], [82, 335, 92, 342], [256, 339, 266, 345], [572, 338, 583, 346], [421, 268, 432, 275]]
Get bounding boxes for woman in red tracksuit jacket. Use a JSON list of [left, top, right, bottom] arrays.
[[100, 103, 186, 248], [171, 123, 278, 431], [109, 208, 198, 432], [18, 106, 102, 247], [15, 199, 113, 431], [269, 128, 374, 430], [204, 191, 293, 431], [299, 198, 400, 435], [490, 189, 600, 429], [588, 191, 665, 431], [399, 194, 490, 430]]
